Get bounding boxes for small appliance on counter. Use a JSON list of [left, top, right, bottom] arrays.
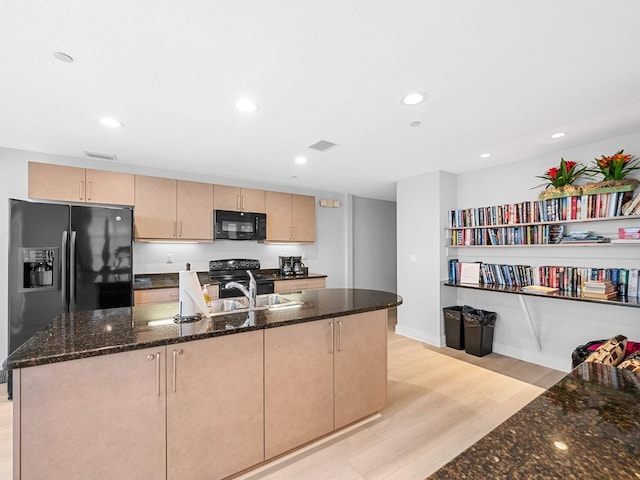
[[279, 256, 307, 276], [279, 256, 293, 276]]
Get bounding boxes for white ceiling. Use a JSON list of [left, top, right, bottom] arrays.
[[2, 1, 640, 201]]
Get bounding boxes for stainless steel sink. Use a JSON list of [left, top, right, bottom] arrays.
[[208, 294, 302, 316], [255, 294, 296, 308], [208, 299, 249, 315]]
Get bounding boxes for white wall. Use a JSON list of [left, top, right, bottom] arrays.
[[352, 195, 397, 293], [397, 170, 457, 344], [0, 147, 351, 362], [397, 130, 640, 372]]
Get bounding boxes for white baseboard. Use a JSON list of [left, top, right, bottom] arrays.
[[394, 325, 441, 346]]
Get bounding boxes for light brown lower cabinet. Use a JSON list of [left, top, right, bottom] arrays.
[[334, 310, 388, 429], [16, 347, 167, 480], [264, 319, 335, 458], [167, 332, 264, 480], [14, 311, 387, 479], [273, 277, 326, 293], [264, 310, 387, 459]]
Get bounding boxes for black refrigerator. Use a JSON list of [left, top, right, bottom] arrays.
[[7, 199, 133, 398]]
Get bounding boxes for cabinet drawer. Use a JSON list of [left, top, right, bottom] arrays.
[[134, 288, 180, 305], [274, 278, 326, 293]]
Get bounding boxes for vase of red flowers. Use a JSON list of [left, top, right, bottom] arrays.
[[535, 158, 587, 199]]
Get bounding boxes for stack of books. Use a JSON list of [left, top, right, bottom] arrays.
[[582, 281, 617, 300]]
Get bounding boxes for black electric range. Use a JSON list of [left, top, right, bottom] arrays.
[[209, 259, 275, 298]]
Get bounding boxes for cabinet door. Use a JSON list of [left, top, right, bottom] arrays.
[[18, 347, 166, 480], [213, 184, 242, 211], [264, 319, 334, 459], [167, 332, 264, 480], [177, 180, 213, 240], [241, 187, 266, 213], [134, 175, 177, 239], [266, 191, 293, 242], [291, 194, 316, 242], [334, 310, 388, 429], [85, 168, 135, 205], [28, 162, 86, 202]]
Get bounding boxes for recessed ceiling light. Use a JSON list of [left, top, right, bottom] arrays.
[[53, 51, 73, 63], [402, 92, 426, 106], [480, 153, 491, 158], [409, 121, 421, 127], [551, 132, 566, 139], [295, 156, 307, 165], [236, 98, 259, 112], [100, 117, 123, 128]]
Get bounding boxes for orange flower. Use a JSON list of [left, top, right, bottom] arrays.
[[588, 149, 639, 181]]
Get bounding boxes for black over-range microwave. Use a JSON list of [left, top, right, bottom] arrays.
[[213, 210, 267, 241]]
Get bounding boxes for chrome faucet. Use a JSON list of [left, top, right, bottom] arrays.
[[225, 270, 257, 309]]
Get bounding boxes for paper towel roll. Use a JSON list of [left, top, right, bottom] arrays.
[[178, 270, 211, 318]]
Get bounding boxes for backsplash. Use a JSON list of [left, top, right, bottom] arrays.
[[132, 240, 319, 274]]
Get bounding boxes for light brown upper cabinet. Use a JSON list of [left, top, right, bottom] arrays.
[[265, 192, 316, 243], [134, 176, 213, 241], [213, 185, 266, 213], [28, 162, 135, 205]]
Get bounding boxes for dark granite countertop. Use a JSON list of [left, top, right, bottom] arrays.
[[429, 361, 640, 479], [133, 271, 214, 290], [133, 270, 327, 290], [5, 288, 401, 370]]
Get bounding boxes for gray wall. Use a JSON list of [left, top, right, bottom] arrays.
[[352, 196, 397, 293]]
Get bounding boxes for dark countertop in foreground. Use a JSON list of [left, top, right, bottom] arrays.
[[429, 362, 640, 479], [5, 288, 401, 370], [133, 270, 327, 290]]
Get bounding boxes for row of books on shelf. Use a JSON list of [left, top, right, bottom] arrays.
[[449, 190, 637, 228], [447, 259, 640, 298], [451, 225, 640, 247], [450, 224, 559, 246]]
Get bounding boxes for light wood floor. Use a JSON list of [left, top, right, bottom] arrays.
[[0, 316, 565, 480]]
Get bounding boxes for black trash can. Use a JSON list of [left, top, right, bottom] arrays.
[[463, 309, 497, 357], [443, 305, 473, 350]]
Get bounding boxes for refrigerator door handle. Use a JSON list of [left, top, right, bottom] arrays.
[[70, 230, 77, 310], [62, 231, 69, 312]]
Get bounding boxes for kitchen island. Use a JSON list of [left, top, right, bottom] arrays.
[[6, 288, 401, 480]]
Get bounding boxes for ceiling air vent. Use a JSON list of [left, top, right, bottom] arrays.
[[84, 151, 118, 161], [308, 140, 337, 152]]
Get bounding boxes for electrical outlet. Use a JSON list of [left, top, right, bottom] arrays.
[[166, 253, 173, 264]]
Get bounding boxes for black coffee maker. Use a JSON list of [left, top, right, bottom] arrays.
[[279, 256, 293, 276]]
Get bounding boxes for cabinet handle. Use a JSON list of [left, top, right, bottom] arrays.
[[329, 322, 334, 354], [237, 195, 241, 210], [148, 352, 161, 397], [241, 195, 245, 211], [337, 320, 343, 352], [79, 181, 84, 200], [173, 221, 177, 238], [172, 348, 183, 392], [292, 226, 296, 240], [87, 181, 92, 201], [178, 221, 183, 237]]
